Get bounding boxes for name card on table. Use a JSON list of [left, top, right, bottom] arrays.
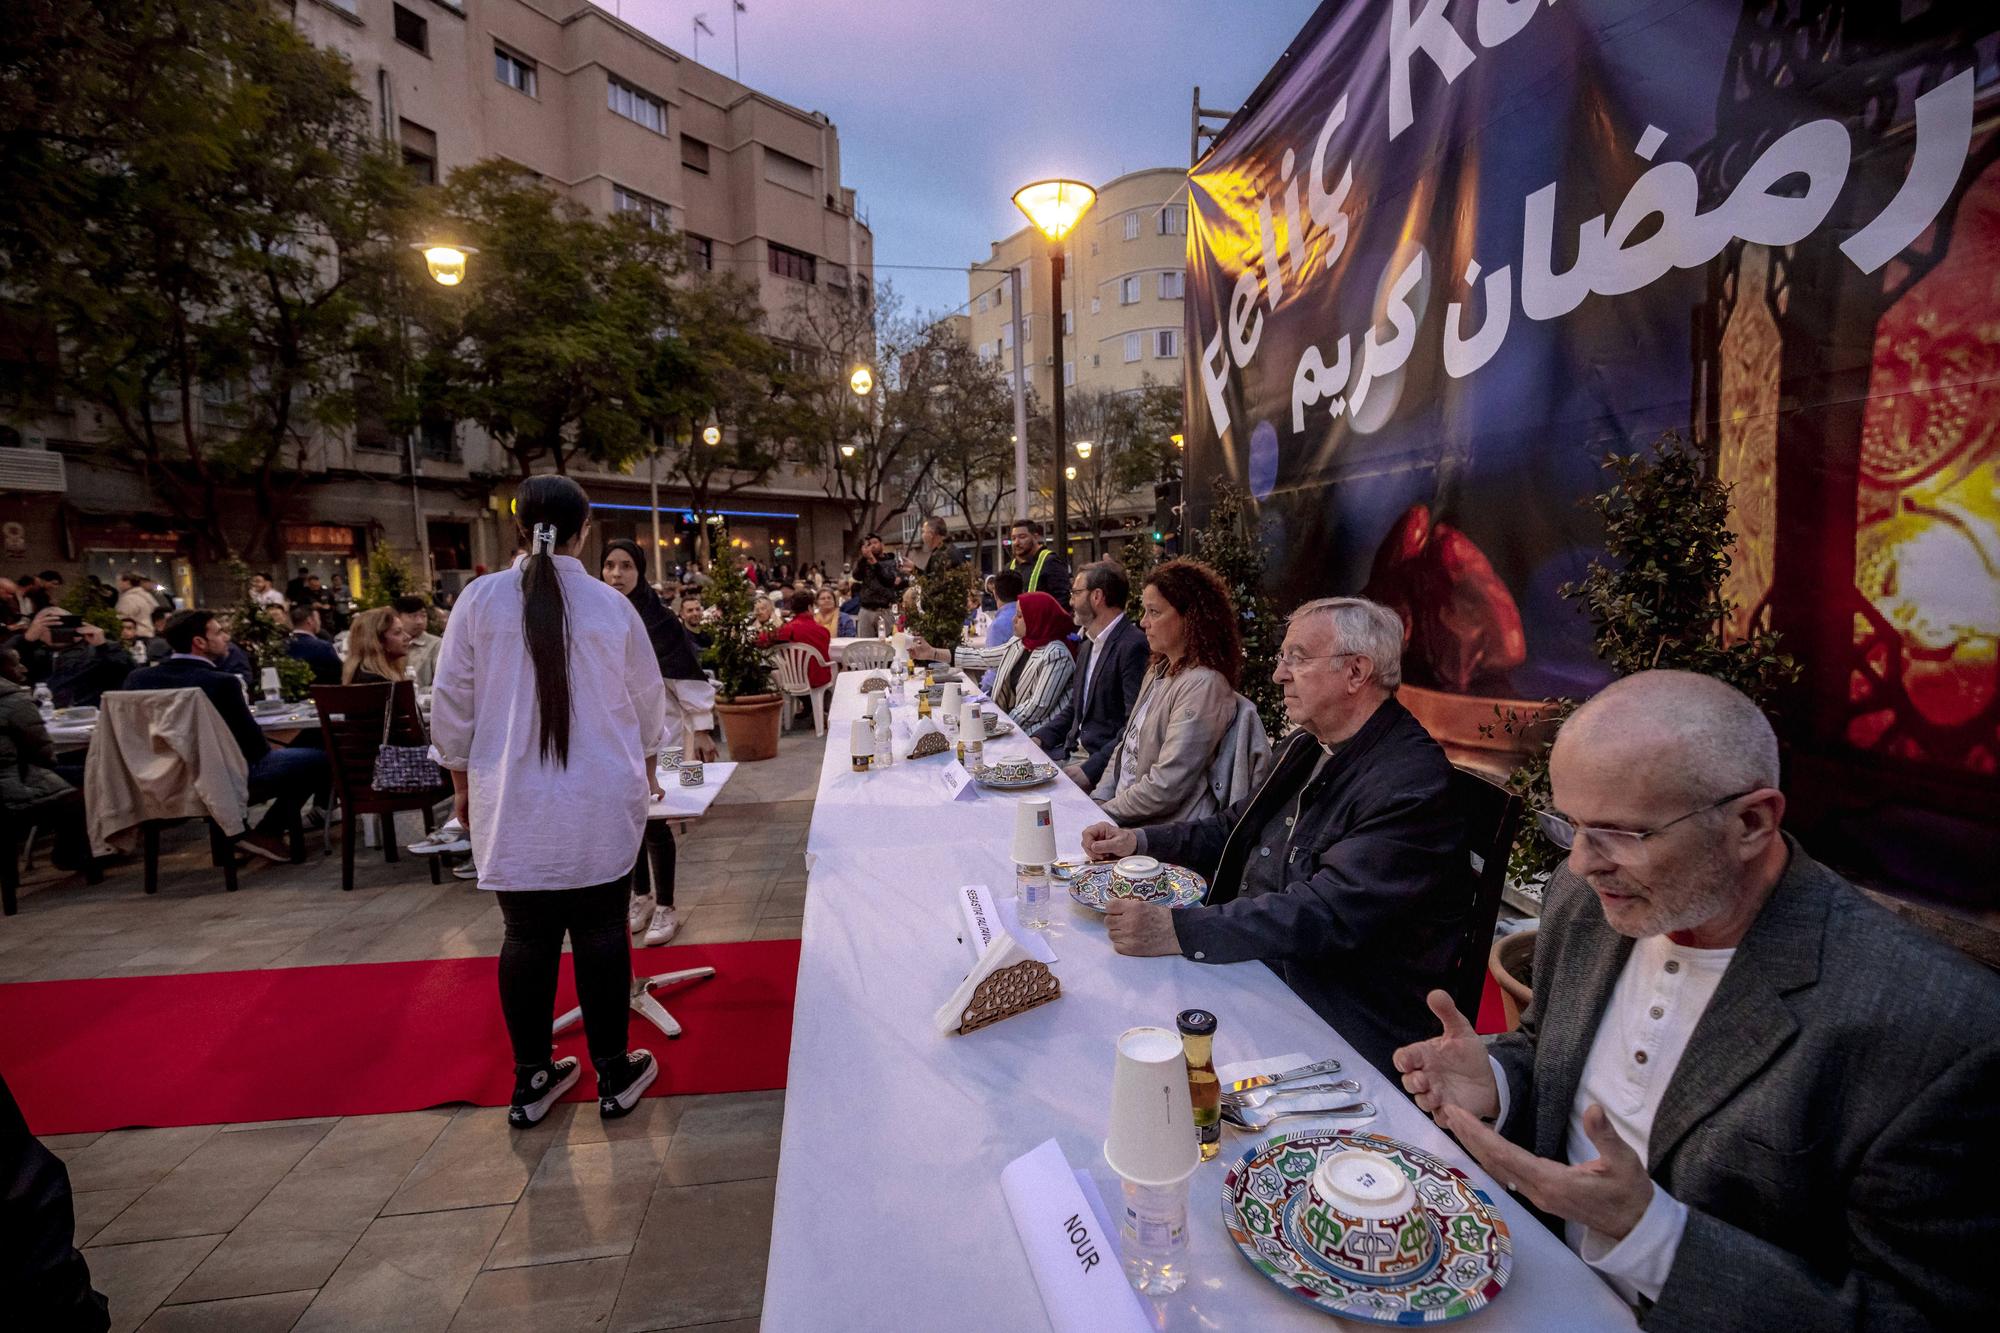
[[999, 1139, 1149, 1333], [956, 885, 1057, 964], [930, 759, 977, 802]]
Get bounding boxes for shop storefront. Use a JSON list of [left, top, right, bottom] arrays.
[[76, 524, 194, 610], [280, 523, 363, 601]]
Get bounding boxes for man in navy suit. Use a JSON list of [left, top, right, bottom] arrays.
[[284, 605, 343, 685], [123, 610, 327, 861], [1031, 561, 1150, 788]]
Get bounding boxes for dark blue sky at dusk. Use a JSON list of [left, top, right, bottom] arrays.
[[600, 1, 1322, 316]]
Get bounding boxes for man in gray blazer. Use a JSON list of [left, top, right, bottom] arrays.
[[1030, 561, 1149, 788], [1394, 670, 2000, 1328]]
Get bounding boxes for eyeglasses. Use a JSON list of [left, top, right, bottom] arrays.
[[1275, 649, 1362, 671], [1535, 789, 1761, 860]]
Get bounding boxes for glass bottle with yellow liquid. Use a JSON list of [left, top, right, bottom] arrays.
[[1178, 1009, 1220, 1161]]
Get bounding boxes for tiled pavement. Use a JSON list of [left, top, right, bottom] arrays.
[[4, 725, 829, 1332]]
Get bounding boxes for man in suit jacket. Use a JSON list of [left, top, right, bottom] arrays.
[[1394, 670, 2000, 1328], [1082, 597, 1470, 1076], [285, 605, 342, 685], [123, 610, 328, 861], [1031, 561, 1148, 788]]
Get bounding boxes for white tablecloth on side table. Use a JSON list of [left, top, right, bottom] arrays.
[[646, 761, 735, 820], [762, 673, 1638, 1331]]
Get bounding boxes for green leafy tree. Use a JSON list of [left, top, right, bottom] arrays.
[[16, 0, 415, 563], [356, 544, 420, 610], [1494, 431, 1801, 884], [912, 562, 975, 657], [1194, 480, 1285, 737], [700, 559, 773, 700], [414, 163, 662, 477], [1114, 537, 1159, 618]]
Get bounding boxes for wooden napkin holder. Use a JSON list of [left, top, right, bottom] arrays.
[[954, 959, 1060, 1034]]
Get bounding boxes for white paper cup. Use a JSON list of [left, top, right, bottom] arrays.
[[849, 718, 874, 763], [940, 683, 962, 730], [1010, 795, 1057, 865], [1104, 1026, 1200, 1188], [959, 701, 985, 739]]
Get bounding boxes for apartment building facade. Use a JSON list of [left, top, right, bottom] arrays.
[[956, 168, 1185, 558], [0, 0, 875, 601]]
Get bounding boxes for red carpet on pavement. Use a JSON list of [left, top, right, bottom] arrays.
[[0, 940, 799, 1136]]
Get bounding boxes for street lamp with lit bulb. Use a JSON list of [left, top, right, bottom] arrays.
[[849, 366, 874, 397], [1013, 177, 1095, 551], [702, 424, 721, 446], [411, 243, 477, 287], [1171, 433, 1184, 450], [1073, 439, 1093, 461], [1064, 465, 1077, 481], [839, 442, 856, 458]]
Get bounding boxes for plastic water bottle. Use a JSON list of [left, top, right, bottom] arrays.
[[1017, 862, 1051, 929], [1119, 1177, 1191, 1294], [873, 711, 893, 769]]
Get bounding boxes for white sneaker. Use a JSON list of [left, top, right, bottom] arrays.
[[642, 905, 681, 947], [627, 891, 656, 936], [451, 860, 479, 881], [409, 819, 470, 856]]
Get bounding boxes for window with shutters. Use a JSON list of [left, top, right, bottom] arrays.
[[768, 242, 816, 284], [1124, 332, 1142, 363], [399, 119, 437, 185], [686, 234, 714, 271], [613, 184, 671, 231], [1157, 208, 1187, 236], [1157, 271, 1184, 299], [1155, 329, 1179, 358], [1120, 276, 1140, 305], [1123, 213, 1140, 240], [764, 149, 814, 195], [680, 136, 710, 172]]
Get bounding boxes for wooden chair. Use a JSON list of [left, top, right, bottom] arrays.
[[1444, 766, 1524, 1023], [311, 682, 452, 892], [769, 642, 835, 737]]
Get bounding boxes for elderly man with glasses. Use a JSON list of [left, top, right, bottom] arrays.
[[1081, 596, 1470, 1076], [1394, 670, 2000, 1328]]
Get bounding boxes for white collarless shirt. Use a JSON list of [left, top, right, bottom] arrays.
[[429, 556, 667, 891]]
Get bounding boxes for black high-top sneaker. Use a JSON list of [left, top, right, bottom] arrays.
[[595, 1050, 658, 1119], [508, 1056, 579, 1128]]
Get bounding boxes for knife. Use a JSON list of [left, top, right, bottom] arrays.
[[1226, 1056, 1343, 1095]]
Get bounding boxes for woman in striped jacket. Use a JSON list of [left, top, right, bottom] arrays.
[[914, 591, 1076, 735]]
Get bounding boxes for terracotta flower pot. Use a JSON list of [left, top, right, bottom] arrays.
[[715, 693, 783, 762], [1487, 929, 1536, 1032]]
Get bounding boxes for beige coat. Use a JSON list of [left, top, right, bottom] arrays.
[[84, 689, 249, 856], [1091, 665, 1246, 827]]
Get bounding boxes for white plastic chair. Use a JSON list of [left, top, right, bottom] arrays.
[[839, 640, 893, 671], [770, 642, 835, 737]]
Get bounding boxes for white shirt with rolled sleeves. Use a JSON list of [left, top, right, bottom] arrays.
[[1485, 933, 1734, 1306], [429, 555, 667, 891]]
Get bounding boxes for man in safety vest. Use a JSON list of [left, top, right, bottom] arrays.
[[1007, 519, 1072, 608]]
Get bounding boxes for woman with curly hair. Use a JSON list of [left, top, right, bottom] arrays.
[[1090, 558, 1256, 826]]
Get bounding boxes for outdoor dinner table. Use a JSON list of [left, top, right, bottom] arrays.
[[762, 671, 1637, 1331], [45, 701, 322, 752]]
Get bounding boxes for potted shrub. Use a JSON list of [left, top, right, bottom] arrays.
[[703, 560, 782, 761]]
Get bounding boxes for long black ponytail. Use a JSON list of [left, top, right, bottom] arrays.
[[516, 475, 591, 767]]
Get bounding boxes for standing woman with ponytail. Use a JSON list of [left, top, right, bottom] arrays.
[[430, 478, 670, 1127]]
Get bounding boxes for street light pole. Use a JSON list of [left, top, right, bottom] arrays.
[[1006, 266, 1029, 523], [1047, 239, 1068, 552]]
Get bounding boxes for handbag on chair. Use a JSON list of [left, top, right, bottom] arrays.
[[370, 684, 442, 793]]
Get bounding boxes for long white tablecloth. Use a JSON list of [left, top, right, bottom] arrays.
[[764, 672, 1636, 1331]]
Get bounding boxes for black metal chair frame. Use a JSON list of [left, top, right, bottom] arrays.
[[1446, 765, 1525, 1023]]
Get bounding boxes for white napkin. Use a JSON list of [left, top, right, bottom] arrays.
[[999, 1139, 1150, 1333], [1216, 1051, 1371, 1125]]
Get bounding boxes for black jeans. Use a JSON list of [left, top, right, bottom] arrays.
[[628, 821, 675, 907], [496, 881, 631, 1074], [0, 1073, 109, 1332]]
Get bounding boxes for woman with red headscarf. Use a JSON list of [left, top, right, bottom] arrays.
[[910, 589, 1076, 734]]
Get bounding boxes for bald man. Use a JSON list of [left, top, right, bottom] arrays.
[[1392, 671, 2000, 1328]]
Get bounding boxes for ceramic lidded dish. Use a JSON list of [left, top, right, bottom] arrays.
[[1067, 863, 1206, 912], [1110, 855, 1165, 897]]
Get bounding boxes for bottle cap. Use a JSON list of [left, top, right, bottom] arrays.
[[1176, 1009, 1217, 1036]]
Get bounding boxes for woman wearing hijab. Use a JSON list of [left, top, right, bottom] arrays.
[[601, 538, 717, 949], [911, 590, 1075, 735]]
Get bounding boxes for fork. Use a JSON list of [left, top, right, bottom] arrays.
[[1221, 1100, 1376, 1131], [1221, 1079, 1360, 1107]]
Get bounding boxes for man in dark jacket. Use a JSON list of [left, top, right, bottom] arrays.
[[0, 1071, 108, 1331], [4, 608, 131, 706], [851, 533, 903, 638], [1031, 560, 1148, 788], [1082, 596, 1469, 1076], [1006, 519, 1071, 606], [123, 610, 326, 861], [1395, 671, 2000, 1328], [285, 605, 343, 685]]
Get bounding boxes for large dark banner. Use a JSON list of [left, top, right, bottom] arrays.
[[1185, 0, 2000, 904]]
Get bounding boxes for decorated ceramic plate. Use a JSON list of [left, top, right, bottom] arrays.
[[1067, 863, 1206, 912], [1222, 1130, 1512, 1325], [982, 715, 1015, 737], [971, 761, 1058, 790]]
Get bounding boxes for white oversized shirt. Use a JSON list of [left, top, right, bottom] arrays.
[[1488, 932, 1734, 1306], [429, 555, 667, 891]]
